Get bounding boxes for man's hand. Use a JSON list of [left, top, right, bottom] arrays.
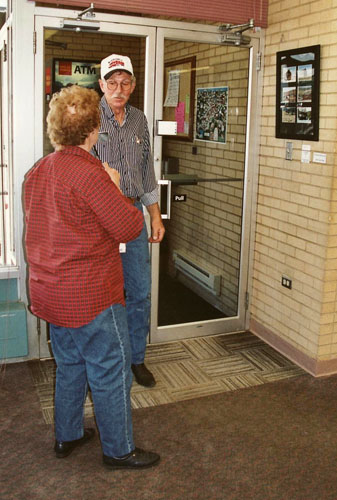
[[149, 218, 165, 243], [147, 203, 165, 243]]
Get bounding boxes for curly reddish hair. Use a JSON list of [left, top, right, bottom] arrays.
[[47, 85, 100, 149]]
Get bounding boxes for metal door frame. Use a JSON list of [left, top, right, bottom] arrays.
[[32, 8, 263, 354], [150, 27, 262, 343], [34, 15, 156, 159]]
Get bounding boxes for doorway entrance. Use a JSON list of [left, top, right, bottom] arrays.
[[151, 28, 259, 342], [34, 14, 260, 353]]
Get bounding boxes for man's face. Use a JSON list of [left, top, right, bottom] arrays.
[[99, 71, 135, 112]]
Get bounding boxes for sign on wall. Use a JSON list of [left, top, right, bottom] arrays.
[[52, 59, 101, 94], [195, 86, 229, 144]]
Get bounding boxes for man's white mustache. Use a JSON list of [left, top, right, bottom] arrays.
[[111, 93, 127, 99]]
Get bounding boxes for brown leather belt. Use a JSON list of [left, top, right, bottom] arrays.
[[127, 197, 140, 204]]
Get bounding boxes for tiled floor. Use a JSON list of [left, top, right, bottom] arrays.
[[28, 331, 305, 425]]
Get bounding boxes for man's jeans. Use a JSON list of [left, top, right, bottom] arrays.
[[121, 201, 151, 365], [49, 304, 134, 458]]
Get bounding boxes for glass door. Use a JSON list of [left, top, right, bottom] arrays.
[[34, 16, 156, 157], [33, 14, 156, 357], [150, 28, 260, 342]]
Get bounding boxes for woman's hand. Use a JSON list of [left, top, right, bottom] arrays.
[[103, 162, 121, 191]]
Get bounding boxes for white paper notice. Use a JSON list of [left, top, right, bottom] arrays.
[[301, 144, 311, 163], [164, 71, 180, 107], [313, 152, 327, 164]]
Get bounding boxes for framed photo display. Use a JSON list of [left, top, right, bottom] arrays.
[[276, 45, 320, 141], [195, 86, 228, 144]]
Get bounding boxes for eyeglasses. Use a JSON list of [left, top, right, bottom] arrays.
[[106, 79, 132, 91]]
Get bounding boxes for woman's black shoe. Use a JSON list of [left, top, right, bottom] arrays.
[[54, 428, 95, 458], [103, 447, 160, 469]]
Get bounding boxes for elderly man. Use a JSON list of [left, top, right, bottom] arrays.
[[95, 54, 165, 387]]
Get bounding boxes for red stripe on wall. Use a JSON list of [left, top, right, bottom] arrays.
[[33, 0, 268, 28]]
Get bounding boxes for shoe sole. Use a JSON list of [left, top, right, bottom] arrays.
[[103, 457, 160, 470], [134, 379, 156, 388]]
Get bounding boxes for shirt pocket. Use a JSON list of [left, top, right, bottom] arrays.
[[129, 138, 144, 169]]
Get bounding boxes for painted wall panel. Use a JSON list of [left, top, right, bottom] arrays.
[[31, 0, 268, 28]]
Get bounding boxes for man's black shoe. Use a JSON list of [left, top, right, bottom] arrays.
[[54, 428, 95, 458], [131, 363, 156, 387], [103, 447, 160, 470]]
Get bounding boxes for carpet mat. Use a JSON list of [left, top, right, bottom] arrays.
[[1, 361, 337, 500], [27, 331, 304, 424]]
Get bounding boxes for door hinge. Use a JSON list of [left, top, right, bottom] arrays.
[[3, 42, 7, 62], [33, 31, 37, 54], [245, 291, 249, 310], [256, 52, 262, 71]]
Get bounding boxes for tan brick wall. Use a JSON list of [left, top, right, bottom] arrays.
[[162, 40, 249, 315], [251, 0, 337, 361]]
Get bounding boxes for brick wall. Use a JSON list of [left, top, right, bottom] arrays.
[[162, 40, 249, 315], [251, 0, 337, 371]]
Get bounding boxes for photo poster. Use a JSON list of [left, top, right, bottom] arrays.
[[195, 86, 229, 144], [163, 56, 196, 141], [52, 59, 101, 94], [276, 45, 320, 140]]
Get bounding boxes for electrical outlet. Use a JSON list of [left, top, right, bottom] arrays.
[[281, 276, 292, 289]]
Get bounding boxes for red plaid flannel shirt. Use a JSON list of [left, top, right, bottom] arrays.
[[24, 146, 143, 327]]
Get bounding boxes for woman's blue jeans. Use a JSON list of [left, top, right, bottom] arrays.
[[49, 304, 134, 458], [121, 201, 151, 365]]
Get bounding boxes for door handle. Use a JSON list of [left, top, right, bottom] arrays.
[[158, 179, 171, 220]]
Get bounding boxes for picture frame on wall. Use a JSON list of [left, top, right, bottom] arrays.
[[52, 59, 101, 94], [275, 45, 320, 141], [195, 86, 229, 144]]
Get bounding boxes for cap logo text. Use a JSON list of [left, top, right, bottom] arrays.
[[108, 60, 125, 68]]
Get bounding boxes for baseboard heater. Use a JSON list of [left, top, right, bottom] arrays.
[[173, 251, 221, 296]]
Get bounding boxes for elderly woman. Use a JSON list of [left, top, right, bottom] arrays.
[[24, 85, 160, 469]]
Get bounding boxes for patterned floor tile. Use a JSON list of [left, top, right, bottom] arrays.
[[169, 380, 227, 402], [196, 353, 254, 378], [181, 336, 230, 360], [144, 342, 191, 363], [131, 389, 174, 409], [218, 373, 266, 391], [240, 346, 296, 372], [153, 360, 212, 389], [259, 366, 305, 382], [216, 332, 265, 351], [28, 332, 305, 424]]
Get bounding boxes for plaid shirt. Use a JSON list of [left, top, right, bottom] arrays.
[[24, 146, 143, 327]]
